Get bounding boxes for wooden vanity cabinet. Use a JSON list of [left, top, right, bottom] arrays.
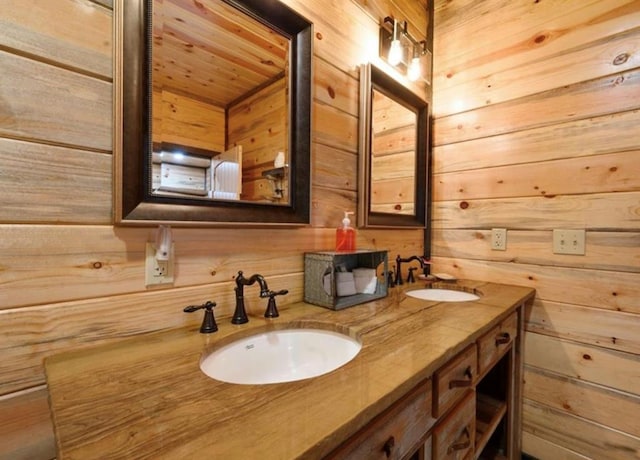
[[327, 379, 435, 460], [328, 305, 524, 460], [433, 390, 476, 460]]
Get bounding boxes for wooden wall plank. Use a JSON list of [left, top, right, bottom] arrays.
[[433, 109, 640, 174], [523, 399, 640, 460], [434, 0, 640, 116], [314, 143, 358, 191], [433, 69, 640, 146], [314, 102, 359, 153], [524, 367, 640, 438], [0, 0, 112, 78], [524, 333, 640, 396], [526, 299, 640, 355], [429, 257, 640, 314], [0, 139, 112, 224], [0, 51, 112, 151], [522, 430, 591, 460], [434, 150, 640, 201], [432, 229, 640, 273], [314, 57, 360, 117], [432, 192, 640, 231], [0, 225, 339, 310]]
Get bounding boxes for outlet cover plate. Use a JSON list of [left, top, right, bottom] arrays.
[[145, 242, 175, 286], [491, 228, 507, 251], [553, 229, 585, 255]]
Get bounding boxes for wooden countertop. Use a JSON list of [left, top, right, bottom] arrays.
[[45, 281, 534, 459]]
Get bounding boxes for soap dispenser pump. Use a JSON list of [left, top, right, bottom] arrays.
[[336, 211, 356, 252]]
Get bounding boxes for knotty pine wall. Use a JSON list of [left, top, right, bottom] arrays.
[[431, 1, 640, 458], [0, 0, 426, 458]]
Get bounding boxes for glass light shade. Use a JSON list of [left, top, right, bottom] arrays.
[[407, 56, 421, 81], [388, 39, 403, 66]]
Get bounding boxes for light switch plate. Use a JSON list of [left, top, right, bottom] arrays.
[[491, 228, 507, 251], [553, 229, 585, 255], [145, 242, 175, 286]]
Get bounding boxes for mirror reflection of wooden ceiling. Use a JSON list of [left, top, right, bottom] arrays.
[[152, 0, 289, 107]]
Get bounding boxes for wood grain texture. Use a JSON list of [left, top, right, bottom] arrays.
[[2, 0, 417, 457], [0, 51, 112, 151], [0, 139, 112, 224], [526, 299, 640, 355], [524, 367, 640, 438], [432, 192, 640, 231], [434, 150, 640, 201], [433, 109, 640, 174], [43, 283, 532, 459], [0, 0, 112, 78], [522, 399, 640, 460], [432, 229, 640, 273], [524, 333, 640, 396], [433, 0, 640, 116], [433, 3, 640, 455]]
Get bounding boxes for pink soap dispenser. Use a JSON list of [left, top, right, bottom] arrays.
[[335, 211, 356, 252]]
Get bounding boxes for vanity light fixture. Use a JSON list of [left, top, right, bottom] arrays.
[[387, 18, 404, 66], [408, 41, 427, 81], [380, 16, 430, 82]]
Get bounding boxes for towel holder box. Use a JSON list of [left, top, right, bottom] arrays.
[[304, 250, 388, 310]]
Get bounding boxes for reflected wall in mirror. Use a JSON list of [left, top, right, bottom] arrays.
[[115, 0, 312, 225], [358, 63, 428, 228]]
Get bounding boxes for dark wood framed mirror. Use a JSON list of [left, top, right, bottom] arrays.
[[357, 63, 429, 228], [114, 0, 312, 225]]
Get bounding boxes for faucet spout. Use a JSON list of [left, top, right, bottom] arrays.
[[232, 271, 270, 324], [394, 255, 430, 286]]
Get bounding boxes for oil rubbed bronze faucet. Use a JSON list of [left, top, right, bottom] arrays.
[[394, 255, 430, 286], [232, 271, 288, 324]]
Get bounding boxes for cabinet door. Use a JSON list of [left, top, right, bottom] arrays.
[[432, 390, 475, 460], [477, 312, 517, 376], [433, 344, 477, 418], [328, 380, 435, 459]]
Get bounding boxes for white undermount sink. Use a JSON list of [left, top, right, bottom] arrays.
[[200, 328, 361, 385], [406, 288, 480, 302]]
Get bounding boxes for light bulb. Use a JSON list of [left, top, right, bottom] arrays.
[[388, 39, 403, 66], [408, 56, 421, 81]]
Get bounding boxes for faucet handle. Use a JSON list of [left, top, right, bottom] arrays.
[[264, 289, 288, 318], [184, 301, 218, 333]]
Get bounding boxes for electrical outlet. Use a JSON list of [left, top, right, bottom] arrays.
[[145, 242, 175, 286], [491, 228, 507, 251], [553, 229, 586, 255]]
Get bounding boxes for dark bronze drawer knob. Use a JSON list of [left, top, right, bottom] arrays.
[[447, 426, 471, 454], [382, 435, 395, 458], [495, 332, 511, 346], [449, 365, 473, 389]]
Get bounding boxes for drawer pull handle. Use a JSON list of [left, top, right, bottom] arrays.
[[382, 435, 395, 458], [495, 332, 511, 346], [449, 365, 473, 389], [447, 426, 471, 454]]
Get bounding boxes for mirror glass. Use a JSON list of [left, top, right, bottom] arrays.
[[358, 63, 428, 228], [116, 0, 312, 225], [151, 0, 289, 203]]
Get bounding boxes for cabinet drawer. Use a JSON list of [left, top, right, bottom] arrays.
[[328, 380, 435, 460], [433, 344, 477, 418], [477, 312, 517, 376], [432, 390, 475, 460]]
